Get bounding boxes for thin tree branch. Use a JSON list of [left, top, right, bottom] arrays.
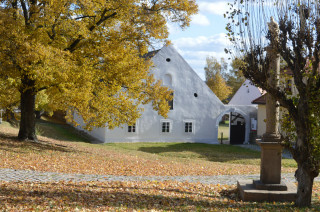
[[74, 15, 96, 20], [19, 0, 29, 26], [29, 0, 38, 21], [35, 83, 61, 92], [65, 11, 117, 53]]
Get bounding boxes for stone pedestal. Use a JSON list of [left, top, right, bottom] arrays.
[[258, 139, 282, 184], [237, 180, 297, 202], [237, 138, 297, 202]]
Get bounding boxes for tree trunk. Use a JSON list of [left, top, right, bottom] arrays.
[[295, 163, 315, 207], [18, 87, 37, 142], [35, 110, 42, 119]]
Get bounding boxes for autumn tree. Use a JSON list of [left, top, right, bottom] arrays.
[[0, 80, 20, 125], [0, 0, 198, 141], [204, 56, 232, 102], [226, 0, 320, 207], [226, 57, 245, 96]]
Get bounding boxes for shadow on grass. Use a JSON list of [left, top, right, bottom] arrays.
[[0, 133, 77, 153], [36, 119, 90, 143], [0, 182, 309, 211], [138, 143, 260, 163]]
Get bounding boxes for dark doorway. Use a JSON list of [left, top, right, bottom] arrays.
[[229, 112, 245, 144]]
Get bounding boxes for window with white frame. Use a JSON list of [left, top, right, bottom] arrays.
[[185, 122, 193, 133], [160, 120, 172, 133], [183, 120, 195, 134], [128, 124, 136, 133], [162, 122, 170, 133]]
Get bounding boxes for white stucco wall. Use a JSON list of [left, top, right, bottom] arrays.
[[73, 45, 257, 144], [72, 111, 106, 142], [100, 45, 225, 144]]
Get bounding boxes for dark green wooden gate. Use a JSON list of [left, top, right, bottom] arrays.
[[229, 112, 245, 145]]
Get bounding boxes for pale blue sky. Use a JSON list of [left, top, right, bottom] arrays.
[[168, 0, 232, 80]]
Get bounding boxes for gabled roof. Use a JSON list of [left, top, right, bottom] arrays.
[[150, 44, 224, 106], [141, 49, 160, 59], [251, 94, 266, 105]]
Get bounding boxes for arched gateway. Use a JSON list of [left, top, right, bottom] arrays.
[[216, 105, 257, 145]]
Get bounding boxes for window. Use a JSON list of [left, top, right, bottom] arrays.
[[160, 119, 172, 133], [168, 93, 174, 110], [286, 79, 292, 92], [128, 124, 136, 133], [185, 122, 193, 133], [162, 122, 170, 133], [184, 120, 195, 134]]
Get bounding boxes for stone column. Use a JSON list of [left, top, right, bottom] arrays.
[[238, 17, 297, 202], [257, 17, 282, 185], [264, 54, 280, 140]]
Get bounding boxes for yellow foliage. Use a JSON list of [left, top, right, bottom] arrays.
[[0, 0, 197, 129], [204, 56, 232, 102], [207, 73, 232, 102]]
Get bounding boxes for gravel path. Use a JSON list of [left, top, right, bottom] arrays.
[[1, 168, 319, 185], [0, 145, 310, 185], [236, 144, 293, 159]]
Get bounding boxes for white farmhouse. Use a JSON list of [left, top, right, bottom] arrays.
[[228, 79, 264, 106], [73, 45, 257, 144]]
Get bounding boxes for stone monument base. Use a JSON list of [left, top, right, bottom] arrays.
[[237, 180, 297, 202], [253, 180, 287, 191]]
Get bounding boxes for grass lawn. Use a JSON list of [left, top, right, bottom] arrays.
[[0, 118, 318, 211], [218, 125, 229, 141], [0, 118, 297, 176]]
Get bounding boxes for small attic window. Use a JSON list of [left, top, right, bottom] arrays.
[[166, 58, 171, 62], [194, 93, 198, 97]]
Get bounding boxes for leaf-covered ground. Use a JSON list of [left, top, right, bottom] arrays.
[[0, 181, 319, 211], [0, 120, 296, 176], [1, 120, 317, 211]]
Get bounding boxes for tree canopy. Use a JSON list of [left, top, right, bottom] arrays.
[[204, 56, 243, 103], [0, 0, 198, 140], [226, 0, 320, 207]]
